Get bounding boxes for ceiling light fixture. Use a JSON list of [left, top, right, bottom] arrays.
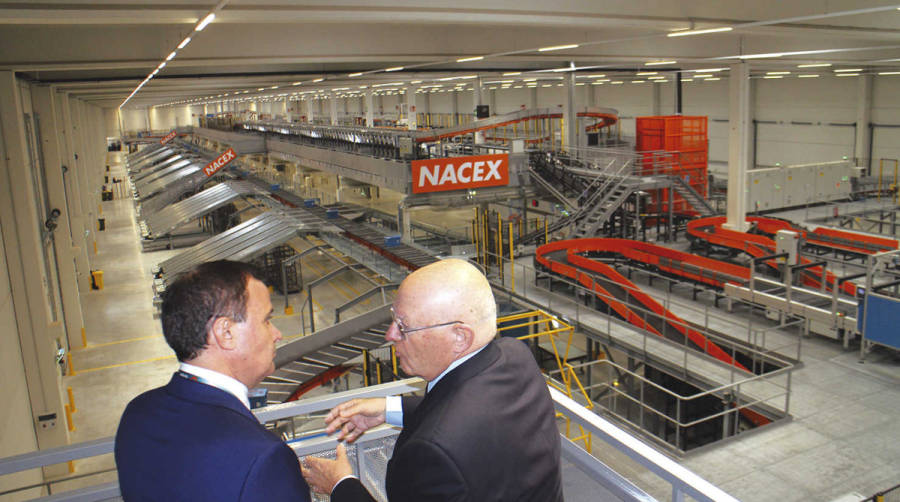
[[165, 51, 177, 61], [195, 13, 215, 32], [177, 37, 192, 49], [313, 78, 324, 83], [798, 74, 820, 78], [645, 60, 677, 65], [348, 72, 363, 77], [538, 44, 579, 52], [503, 72, 521, 76], [636, 72, 657, 76], [878, 71, 900, 75], [384, 66, 404, 72], [797, 63, 831, 68], [834, 68, 863, 72], [457, 56, 484, 62], [667, 27, 732, 37], [836, 73, 860, 76], [766, 71, 790, 75]]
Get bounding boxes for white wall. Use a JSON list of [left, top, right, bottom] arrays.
[[0, 221, 43, 498], [872, 77, 900, 166], [119, 108, 147, 135]]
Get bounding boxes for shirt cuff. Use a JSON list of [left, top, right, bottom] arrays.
[[385, 396, 403, 427], [331, 475, 358, 496]]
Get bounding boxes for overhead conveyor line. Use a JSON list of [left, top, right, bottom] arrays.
[[125, 144, 168, 168], [134, 161, 205, 201], [142, 181, 265, 238], [412, 106, 619, 143], [131, 153, 196, 182], [126, 146, 175, 173], [133, 158, 195, 187]]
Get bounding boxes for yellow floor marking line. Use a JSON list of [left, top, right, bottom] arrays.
[[76, 355, 176, 374], [74, 334, 163, 351]]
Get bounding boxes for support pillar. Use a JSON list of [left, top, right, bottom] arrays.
[[652, 80, 662, 116], [854, 74, 873, 173], [564, 70, 576, 151], [724, 63, 750, 232], [306, 98, 315, 124], [330, 93, 338, 125], [365, 91, 374, 127], [473, 77, 484, 144], [451, 90, 460, 126], [398, 203, 413, 244], [55, 92, 91, 291], [529, 87, 538, 109], [406, 86, 417, 131]]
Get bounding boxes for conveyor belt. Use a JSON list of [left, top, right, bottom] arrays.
[[131, 154, 196, 182], [126, 146, 175, 173], [686, 216, 897, 296], [262, 305, 394, 404], [535, 238, 769, 426], [142, 181, 264, 237], [125, 143, 167, 166], [134, 162, 205, 201], [247, 176, 439, 272], [153, 209, 329, 292]]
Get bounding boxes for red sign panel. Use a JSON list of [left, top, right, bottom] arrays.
[[203, 148, 237, 177], [411, 154, 509, 194], [159, 130, 177, 145]]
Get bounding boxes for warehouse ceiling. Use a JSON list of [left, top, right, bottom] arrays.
[[2, 0, 899, 109]]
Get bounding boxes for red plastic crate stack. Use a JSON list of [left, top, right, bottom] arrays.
[[635, 116, 708, 214]]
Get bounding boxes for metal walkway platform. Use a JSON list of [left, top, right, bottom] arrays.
[[141, 181, 265, 238]]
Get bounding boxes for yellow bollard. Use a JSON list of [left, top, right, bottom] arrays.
[[509, 222, 515, 293], [67, 386, 77, 413], [284, 305, 294, 315], [93, 240, 97, 255], [64, 404, 75, 432], [81, 327, 87, 348], [67, 353, 75, 375], [68, 460, 75, 474], [91, 270, 104, 290]]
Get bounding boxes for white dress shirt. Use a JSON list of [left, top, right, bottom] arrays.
[[180, 362, 251, 410]]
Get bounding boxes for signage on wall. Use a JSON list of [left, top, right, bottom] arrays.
[[203, 148, 237, 177], [159, 130, 177, 144], [411, 153, 509, 194]]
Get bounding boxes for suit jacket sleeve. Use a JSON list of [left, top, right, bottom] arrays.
[[400, 395, 423, 426], [389, 437, 468, 502], [240, 441, 311, 502], [331, 477, 377, 502]]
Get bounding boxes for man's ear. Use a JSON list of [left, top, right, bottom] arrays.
[[452, 323, 475, 356], [209, 316, 237, 351]]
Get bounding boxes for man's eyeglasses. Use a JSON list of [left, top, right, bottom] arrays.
[[390, 307, 462, 339]]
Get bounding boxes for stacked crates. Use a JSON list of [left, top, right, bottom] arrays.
[[635, 116, 708, 214]]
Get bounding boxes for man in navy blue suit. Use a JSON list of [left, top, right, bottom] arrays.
[[115, 260, 310, 501]]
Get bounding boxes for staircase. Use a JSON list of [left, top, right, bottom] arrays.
[[668, 175, 716, 217], [571, 173, 642, 238]]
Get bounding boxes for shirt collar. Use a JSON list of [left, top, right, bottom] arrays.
[[179, 362, 251, 410], [426, 345, 487, 393]]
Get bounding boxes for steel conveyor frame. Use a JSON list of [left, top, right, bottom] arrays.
[[141, 181, 266, 238]]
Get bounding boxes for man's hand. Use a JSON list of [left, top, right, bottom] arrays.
[[301, 443, 352, 494], [325, 398, 386, 443]]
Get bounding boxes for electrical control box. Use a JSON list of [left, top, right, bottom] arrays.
[[776, 230, 800, 265]]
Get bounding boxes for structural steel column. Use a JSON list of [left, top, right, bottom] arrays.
[[0, 70, 70, 459], [854, 74, 873, 173], [652, 80, 662, 116], [451, 90, 459, 126], [406, 86, 417, 131], [529, 87, 537, 109], [473, 77, 484, 144], [330, 93, 338, 125], [725, 63, 750, 232], [32, 85, 85, 345], [306, 97, 315, 124], [365, 91, 374, 127], [67, 95, 97, 271], [564, 71, 576, 151]]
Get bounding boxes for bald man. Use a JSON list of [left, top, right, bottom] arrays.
[[301, 259, 563, 502]]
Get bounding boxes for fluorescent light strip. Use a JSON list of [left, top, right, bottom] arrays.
[[195, 13, 215, 32], [165, 51, 177, 61], [797, 63, 830, 68], [503, 72, 521, 76], [457, 56, 484, 62], [833, 68, 863, 72], [836, 73, 859, 76], [798, 74, 820, 78], [384, 66, 404, 72], [636, 72, 657, 76], [763, 75, 783, 79], [313, 78, 324, 83], [177, 37, 191, 49], [668, 27, 732, 37], [348, 72, 363, 77], [538, 44, 579, 52], [645, 60, 677, 66], [878, 71, 900, 75], [766, 71, 790, 75]]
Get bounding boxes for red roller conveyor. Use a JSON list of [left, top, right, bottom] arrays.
[[415, 110, 617, 143], [535, 238, 770, 426], [686, 216, 869, 296]]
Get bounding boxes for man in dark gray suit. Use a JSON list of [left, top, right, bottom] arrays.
[[302, 258, 563, 502]]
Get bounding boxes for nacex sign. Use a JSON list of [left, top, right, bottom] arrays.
[[159, 130, 177, 145], [411, 154, 509, 194], [204, 148, 237, 177]]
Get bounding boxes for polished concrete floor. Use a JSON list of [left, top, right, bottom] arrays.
[[51, 152, 900, 501]]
